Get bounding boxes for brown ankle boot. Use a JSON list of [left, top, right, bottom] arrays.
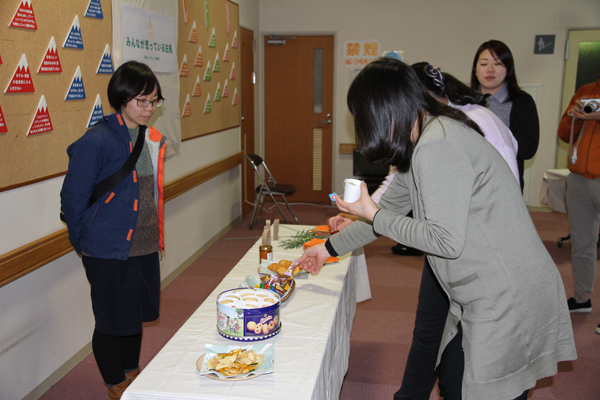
[[107, 379, 131, 400], [125, 367, 141, 382]]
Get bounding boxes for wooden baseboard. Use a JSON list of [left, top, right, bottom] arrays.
[[0, 152, 244, 289]]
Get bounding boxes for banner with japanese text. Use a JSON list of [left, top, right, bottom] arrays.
[[113, 0, 181, 155], [343, 40, 380, 69], [122, 4, 177, 73]]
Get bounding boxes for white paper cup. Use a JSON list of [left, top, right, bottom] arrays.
[[343, 179, 362, 203]]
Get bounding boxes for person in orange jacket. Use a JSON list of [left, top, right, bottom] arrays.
[[557, 78, 600, 333], [61, 61, 166, 400]]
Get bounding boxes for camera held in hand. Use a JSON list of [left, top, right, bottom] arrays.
[[581, 98, 600, 114]]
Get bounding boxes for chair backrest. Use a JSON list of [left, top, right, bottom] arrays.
[[245, 153, 264, 169], [245, 153, 277, 187]]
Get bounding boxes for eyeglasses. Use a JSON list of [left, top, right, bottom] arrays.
[[135, 98, 164, 108]]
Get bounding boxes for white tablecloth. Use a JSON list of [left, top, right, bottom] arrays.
[[122, 225, 370, 400], [540, 169, 570, 213]]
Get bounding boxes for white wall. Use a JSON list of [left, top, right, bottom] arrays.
[[258, 0, 600, 207], [0, 1, 259, 399]]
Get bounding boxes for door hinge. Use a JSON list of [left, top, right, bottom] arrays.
[[564, 39, 570, 61]]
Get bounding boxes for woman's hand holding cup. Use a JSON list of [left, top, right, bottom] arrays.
[[332, 181, 379, 222]]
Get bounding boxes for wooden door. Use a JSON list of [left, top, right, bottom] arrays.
[[264, 36, 334, 203], [241, 28, 255, 216]]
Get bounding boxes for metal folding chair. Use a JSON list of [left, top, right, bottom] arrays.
[[245, 154, 299, 229]]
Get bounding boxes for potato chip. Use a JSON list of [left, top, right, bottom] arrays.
[[206, 348, 264, 377]]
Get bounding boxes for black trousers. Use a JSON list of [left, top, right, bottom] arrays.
[[394, 258, 463, 400], [393, 259, 530, 400], [92, 329, 142, 385]]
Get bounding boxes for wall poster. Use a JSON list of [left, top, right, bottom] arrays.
[[178, 0, 239, 140], [0, 0, 112, 191]]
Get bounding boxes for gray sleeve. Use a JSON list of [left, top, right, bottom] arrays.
[[373, 140, 475, 258], [377, 170, 412, 215]]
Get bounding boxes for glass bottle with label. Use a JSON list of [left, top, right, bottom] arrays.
[[259, 245, 273, 264]]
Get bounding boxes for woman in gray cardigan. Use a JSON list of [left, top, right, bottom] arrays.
[[298, 58, 576, 400]]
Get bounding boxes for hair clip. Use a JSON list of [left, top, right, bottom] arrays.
[[425, 65, 444, 88]]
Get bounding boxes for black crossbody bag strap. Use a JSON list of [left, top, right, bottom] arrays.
[[88, 125, 146, 206]]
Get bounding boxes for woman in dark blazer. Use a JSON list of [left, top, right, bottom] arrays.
[[470, 39, 540, 191]]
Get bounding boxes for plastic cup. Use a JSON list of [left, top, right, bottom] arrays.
[[343, 179, 362, 203]]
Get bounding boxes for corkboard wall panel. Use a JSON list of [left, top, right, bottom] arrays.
[[0, 0, 112, 191], [178, 0, 240, 141]]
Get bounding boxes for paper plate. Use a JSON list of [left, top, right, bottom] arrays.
[[198, 343, 275, 379]]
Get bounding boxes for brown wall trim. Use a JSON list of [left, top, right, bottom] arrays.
[[0, 152, 244, 289], [339, 143, 357, 154]]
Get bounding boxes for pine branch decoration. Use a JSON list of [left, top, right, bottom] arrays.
[[279, 229, 318, 250]]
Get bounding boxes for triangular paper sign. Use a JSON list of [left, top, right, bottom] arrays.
[[208, 27, 217, 48], [0, 105, 8, 133], [180, 54, 189, 77], [182, 0, 190, 25], [182, 93, 192, 117], [204, 93, 212, 114], [87, 94, 104, 127], [97, 44, 113, 74], [9, 0, 38, 30], [194, 46, 203, 67], [223, 79, 229, 98], [204, 0, 210, 29], [28, 95, 53, 136], [232, 30, 238, 49], [204, 60, 212, 81], [65, 66, 86, 100], [38, 37, 62, 73], [84, 0, 103, 19], [193, 76, 202, 97], [229, 62, 236, 80], [223, 43, 230, 62], [232, 88, 238, 106], [188, 21, 197, 43], [215, 82, 222, 102], [64, 15, 84, 49], [226, 3, 231, 35], [213, 53, 221, 72], [5, 54, 34, 93]]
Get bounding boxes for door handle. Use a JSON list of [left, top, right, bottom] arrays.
[[318, 120, 331, 124]]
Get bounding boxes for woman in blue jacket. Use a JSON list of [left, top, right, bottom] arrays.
[[61, 61, 166, 400]]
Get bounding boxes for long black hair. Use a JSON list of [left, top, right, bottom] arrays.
[[411, 62, 489, 106], [470, 40, 524, 102], [347, 57, 483, 173]]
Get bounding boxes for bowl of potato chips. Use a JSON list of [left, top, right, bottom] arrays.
[[198, 343, 274, 380]]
